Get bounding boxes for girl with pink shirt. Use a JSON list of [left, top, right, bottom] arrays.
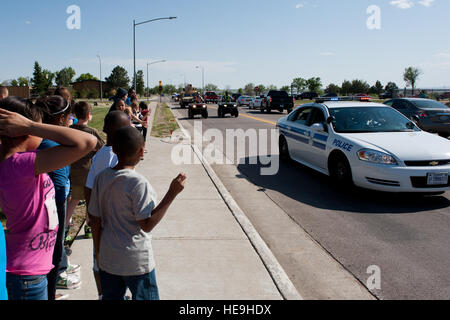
[[0, 97, 96, 300]]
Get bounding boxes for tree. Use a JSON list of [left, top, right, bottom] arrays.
[[31, 61, 54, 95], [403, 66, 422, 95], [280, 85, 291, 93], [306, 77, 322, 93], [76, 73, 98, 82], [267, 84, 278, 91], [204, 83, 219, 91], [244, 83, 255, 96], [374, 80, 383, 95], [255, 84, 266, 95], [105, 66, 130, 89], [341, 80, 352, 96], [55, 67, 76, 87], [385, 82, 398, 95], [325, 83, 341, 94], [350, 79, 370, 94], [10, 79, 19, 86], [132, 70, 145, 96], [17, 77, 30, 86], [292, 78, 307, 94]]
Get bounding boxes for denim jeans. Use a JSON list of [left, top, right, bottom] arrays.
[[6, 273, 48, 300], [46, 196, 68, 300], [99, 269, 160, 300]]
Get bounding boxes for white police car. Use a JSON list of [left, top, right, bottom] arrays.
[[277, 97, 450, 193]]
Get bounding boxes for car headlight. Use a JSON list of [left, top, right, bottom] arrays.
[[233, 104, 237, 107], [224, 104, 228, 107], [357, 149, 398, 165], [193, 105, 197, 109], [203, 105, 206, 108]]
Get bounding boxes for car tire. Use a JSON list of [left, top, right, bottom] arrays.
[[260, 104, 265, 113], [279, 136, 291, 161], [438, 133, 448, 138], [203, 111, 208, 119], [234, 110, 239, 118], [188, 110, 193, 119], [329, 154, 353, 187]]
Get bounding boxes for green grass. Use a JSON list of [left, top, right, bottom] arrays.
[[151, 103, 179, 138], [89, 104, 110, 141]]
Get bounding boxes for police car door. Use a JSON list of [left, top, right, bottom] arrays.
[[307, 107, 329, 170], [286, 107, 313, 161]]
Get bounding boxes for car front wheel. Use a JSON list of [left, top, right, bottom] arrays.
[[329, 154, 353, 187]]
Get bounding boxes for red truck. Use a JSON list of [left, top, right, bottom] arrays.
[[204, 91, 219, 104]]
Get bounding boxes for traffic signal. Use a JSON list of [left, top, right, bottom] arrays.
[[159, 81, 163, 93]]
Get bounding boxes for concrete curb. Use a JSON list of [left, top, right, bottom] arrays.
[[169, 105, 303, 301]]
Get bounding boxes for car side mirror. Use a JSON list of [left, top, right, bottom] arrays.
[[311, 122, 326, 132], [326, 116, 335, 124]]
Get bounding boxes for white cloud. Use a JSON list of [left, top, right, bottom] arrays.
[[390, 0, 414, 9], [296, 3, 304, 9], [418, 0, 435, 7], [25, 21, 31, 24]]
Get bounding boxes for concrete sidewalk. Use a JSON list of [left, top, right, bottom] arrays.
[[58, 101, 287, 300]]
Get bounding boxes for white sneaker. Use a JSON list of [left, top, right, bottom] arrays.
[[56, 272, 81, 290]]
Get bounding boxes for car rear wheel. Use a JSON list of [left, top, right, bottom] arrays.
[[329, 154, 353, 186], [279, 136, 290, 161]]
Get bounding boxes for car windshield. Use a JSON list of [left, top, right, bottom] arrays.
[[329, 107, 419, 133], [269, 91, 288, 97], [411, 99, 449, 109]]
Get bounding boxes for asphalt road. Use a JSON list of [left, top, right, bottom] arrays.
[[170, 101, 450, 300]]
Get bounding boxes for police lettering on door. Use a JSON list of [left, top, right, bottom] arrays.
[[332, 139, 353, 152]]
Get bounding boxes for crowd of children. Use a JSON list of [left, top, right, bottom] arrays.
[[0, 87, 186, 300]]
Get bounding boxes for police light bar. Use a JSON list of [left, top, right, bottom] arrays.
[[315, 96, 372, 103]]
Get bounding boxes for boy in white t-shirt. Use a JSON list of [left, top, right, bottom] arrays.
[[88, 126, 186, 300], [85, 111, 130, 299]]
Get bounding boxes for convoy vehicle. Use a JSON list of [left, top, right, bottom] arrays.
[[188, 101, 208, 119], [217, 97, 239, 118], [384, 98, 450, 137], [437, 92, 450, 101], [249, 96, 264, 109], [277, 96, 450, 193], [260, 90, 295, 113], [237, 96, 253, 106], [379, 92, 395, 99], [204, 91, 219, 104], [179, 84, 197, 108]]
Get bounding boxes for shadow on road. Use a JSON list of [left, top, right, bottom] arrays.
[[236, 156, 450, 214]]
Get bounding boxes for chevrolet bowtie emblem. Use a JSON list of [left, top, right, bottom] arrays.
[[430, 161, 439, 166]]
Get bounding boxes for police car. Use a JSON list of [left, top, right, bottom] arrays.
[[277, 97, 450, 193]]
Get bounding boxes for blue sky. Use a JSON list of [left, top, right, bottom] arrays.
[[1, 0, 449, 90]]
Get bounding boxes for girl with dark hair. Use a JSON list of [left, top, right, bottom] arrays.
[[35, 96, 81, 299], [0, 97, 96, 300]]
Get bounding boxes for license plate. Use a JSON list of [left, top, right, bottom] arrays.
[[427, 173, 448, 185]]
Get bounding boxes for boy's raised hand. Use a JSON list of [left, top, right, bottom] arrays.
[[0, 108, 33, 137], [169, 173, 187, 196]]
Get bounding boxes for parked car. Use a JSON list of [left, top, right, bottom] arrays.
[[384, 98, 450, 137], [249, 96, 264, 109], [437, 92, 450, 101], [204, 91, 219, 104], [320, 93, 338, 98], [299, 92, 319, 100], [277, 100, 450, 193], [260, 90, 294, 113], [237, 95, 253, 106], [379, 92, 394, 99]]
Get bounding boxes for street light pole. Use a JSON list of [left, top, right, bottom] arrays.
[[147, 60, 166, 101], [97, 54, 102, 101], [196, 66, 204, 95], [133, 17, 177, 92]]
